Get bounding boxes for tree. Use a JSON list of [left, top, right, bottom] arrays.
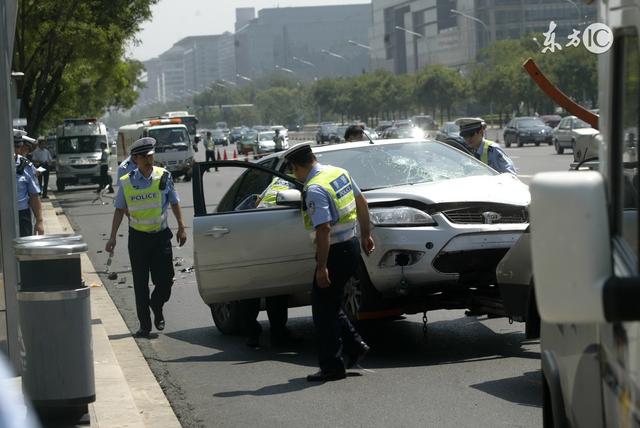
[[13, 0, 157, 134]]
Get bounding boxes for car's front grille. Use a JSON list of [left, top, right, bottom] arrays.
[[443, 206, 528, 224]]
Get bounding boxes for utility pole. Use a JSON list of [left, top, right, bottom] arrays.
[[0, 0, 21, 371]]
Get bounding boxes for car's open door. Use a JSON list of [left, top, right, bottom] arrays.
[[192, 160, 315, 304]]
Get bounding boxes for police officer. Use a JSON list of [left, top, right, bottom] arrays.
[[273, 128, 285, 152], [284, 144, 375, 382], [457, 118, 517, 175], [116, 155, 136, 186], [105, 137, 187, 338], [97, 141, 114, 193], [31, 138, 53, 198], [14, 130, 43, 237]]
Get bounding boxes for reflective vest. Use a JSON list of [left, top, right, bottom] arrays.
[[479, 139, 499, 165], [302, 165, 357, 243], [258, 176, 293, 207], [121, 166, 167, 233]]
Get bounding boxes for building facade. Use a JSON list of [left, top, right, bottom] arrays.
[[369, 0, 597, 74]]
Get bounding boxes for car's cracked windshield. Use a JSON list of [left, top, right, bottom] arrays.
[[315, 141, 495, 190]]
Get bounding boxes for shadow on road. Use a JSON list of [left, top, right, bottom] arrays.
[[213, 376, 322, 397], [470, 370, 542, 408]]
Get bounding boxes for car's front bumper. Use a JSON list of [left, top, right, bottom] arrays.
[[364, 216, 528, 297], [519, 134, 552, 144]]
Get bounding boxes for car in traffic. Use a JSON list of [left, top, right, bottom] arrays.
[[381, 126, 424, 139], [212, 129, 229, 146], [229, 127, 245, 144], [236, 129, 258, 155], [375, 121, 393, 135], [435, 122, 460, 142], [191, 139, 530, 334], [503, 117, 553, 147], [551, 115, 595, 154], [316, 123, 337, 144], [540, 114, 562, 129]]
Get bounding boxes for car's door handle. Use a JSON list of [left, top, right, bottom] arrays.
[[204, 226, 230, 237]]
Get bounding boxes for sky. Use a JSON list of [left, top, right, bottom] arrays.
[[128, 0, 370, 61]]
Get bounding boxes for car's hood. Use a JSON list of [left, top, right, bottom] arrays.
[[519, 125, 551, 132], [362, 174, 530, 206]]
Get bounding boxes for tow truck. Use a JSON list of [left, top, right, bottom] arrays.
[[512, 1, 640, 426]]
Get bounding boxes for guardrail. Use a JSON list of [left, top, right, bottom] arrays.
[[288, 131, 316, 142]]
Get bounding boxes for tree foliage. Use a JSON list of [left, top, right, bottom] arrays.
[[13, 0, 157, 134]]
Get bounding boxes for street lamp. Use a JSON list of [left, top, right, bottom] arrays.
[[450, 9, 492, 48], [236, 73, 252, 82], [564, 0, 581, 22], [320, 49, 346, 61], [395, 25, 423, 72], [292, 56, 316, 68], [347, 40, 372, 50], [221, 79, 237, 86], [275, 65, 295, 74]]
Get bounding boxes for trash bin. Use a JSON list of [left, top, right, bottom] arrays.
[[14, 234, 94, 422]]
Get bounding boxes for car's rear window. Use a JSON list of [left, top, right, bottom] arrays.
[[314, 141, 495, 191]]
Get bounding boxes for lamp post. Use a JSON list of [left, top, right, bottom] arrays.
[[564, 0, 582, 22], [450, 9, 492, 50], [292, 56, 316, 68], [395, 25, 423, 73], [320, 49, 346, 61], [275, 65, 295, 74], [236, 73, 252, 82], [347, 40, 372, 50]]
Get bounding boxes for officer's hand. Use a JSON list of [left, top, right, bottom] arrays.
[[105, 238, 116, 253], [33, 220, 44, 235], [315, 267, 331, 288], [362, 235, 375, 256], [177, 227, 187, 247]]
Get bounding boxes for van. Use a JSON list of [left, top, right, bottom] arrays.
[[55, 118, 108, 191], [117, 119, 194, 181]]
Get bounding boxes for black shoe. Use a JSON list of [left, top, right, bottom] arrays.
[[107, 187, 114, 194], [134, 329, 150, 338], [306, 370, 346, 382], [152, 305, 165, 331], [345, 341, 370, 369]]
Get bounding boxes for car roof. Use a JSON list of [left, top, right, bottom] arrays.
[[147, 124, 187, 130]]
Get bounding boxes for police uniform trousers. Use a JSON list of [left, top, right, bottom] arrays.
[[312, 236, 363, 374], [128, 227, 174, 331], [18, 209, 32, 237]]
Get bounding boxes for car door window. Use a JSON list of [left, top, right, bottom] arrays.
[[611, 30, 639, 259]]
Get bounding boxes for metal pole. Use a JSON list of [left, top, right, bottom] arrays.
[[0, 0, 21, 371]]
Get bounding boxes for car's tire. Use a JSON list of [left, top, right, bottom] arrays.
[[505, 135, 511, 148], [542, 376, 554, 428], [535, 141, 540, 147], [554, 139, 564, 154], [183, 169, 192, 182], [56, 179, 65, 192], [525, 284, 541, 339], [209, 300, 260, 335], [343, 260, 384, 323], [516, 135, 523, 147]]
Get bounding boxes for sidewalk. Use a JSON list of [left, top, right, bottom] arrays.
[[29, 197, 182, 427]]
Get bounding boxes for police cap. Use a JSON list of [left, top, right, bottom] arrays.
[[456, 117, 486, 135], [13, 129, 36, 146], [283, 143, 313, 164], [130, 137, 156, 156]]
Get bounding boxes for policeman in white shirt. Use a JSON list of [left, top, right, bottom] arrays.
[[30, 139, 53, 198]]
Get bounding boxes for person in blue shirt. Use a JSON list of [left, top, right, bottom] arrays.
[[457, 118, 517, 175], [285, 143, 375, 382], [105, 137, 187, 338], [14, 131, 43, 237]]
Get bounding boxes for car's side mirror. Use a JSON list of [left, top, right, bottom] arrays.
[[530, 171, 611, 324], [276, 189, 302, 207]]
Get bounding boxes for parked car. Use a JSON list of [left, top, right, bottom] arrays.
[[394, 119, 413, 128], [552, 115, 595, 154], [315, 123, 337, 144], [435, 122, 460, 142], [540, 114, 562, 129], [503, 117, 553, 147], [212, 129, 228, 146], [192, 139, 530, 334]]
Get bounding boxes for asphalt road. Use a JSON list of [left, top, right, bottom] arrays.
[[51, 141, 575, 428]]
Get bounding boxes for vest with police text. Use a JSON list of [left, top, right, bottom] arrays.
[[121, 166, 167, 233]]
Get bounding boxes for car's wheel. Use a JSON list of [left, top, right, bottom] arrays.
[[56, 179, 65, 192], [554, 139, 564, 154], [343, 260, 384, 323], [505, 135, 511, 148], [183, 168, 192, 182], [542, 375, 554, 428], [535, 141, 540, 147], [209, 300, 260, 335], [516, 135, 523, 147]]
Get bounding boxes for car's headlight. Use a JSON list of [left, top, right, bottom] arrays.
[[369, 207, 436, 226]]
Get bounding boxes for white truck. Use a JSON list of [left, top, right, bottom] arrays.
[[526, 1, 640, 426], [117, 118, 194, 181], [55, 118, 108, 191]]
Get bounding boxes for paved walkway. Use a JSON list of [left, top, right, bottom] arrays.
[[6, 196, 182, 427]]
